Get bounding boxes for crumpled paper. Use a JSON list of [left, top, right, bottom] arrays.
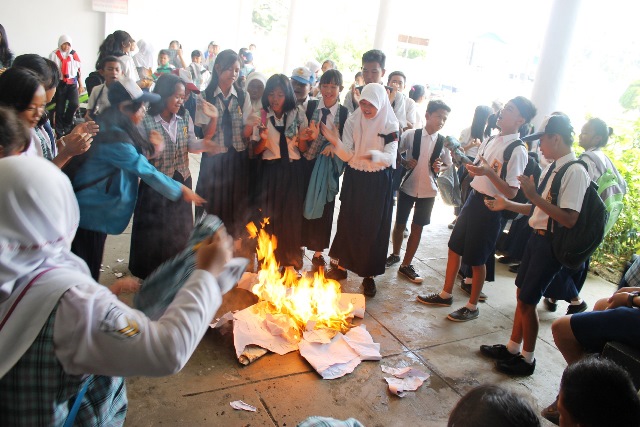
[[381, 365, 430, 397], [230, 400, 257, 412], [299, 325, 381, 379], [232, 303, 300, 357]]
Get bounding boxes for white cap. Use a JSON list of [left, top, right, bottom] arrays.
[[305, 60, 321, 74], [58, 35, 72, 48]]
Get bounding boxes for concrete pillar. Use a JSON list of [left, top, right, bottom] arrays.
[[373, 0, 394, 55], [530, 0, 582, 128], [236, 0, 254, 48], [282, 0, 302, 74]]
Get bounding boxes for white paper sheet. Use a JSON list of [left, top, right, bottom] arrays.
[[339, 293, 366, 318], [232, 305, 299, 357], [230, 400, 257, 412], [381, 365, 430, 397]]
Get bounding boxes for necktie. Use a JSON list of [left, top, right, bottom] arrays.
[[219, 94, 233, 148], [537, 161, 557, 194], [320, 108, 330, 125], [270, 115, 289, 163]]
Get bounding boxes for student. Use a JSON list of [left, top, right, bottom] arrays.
[[153, 49, 175, 80], [188, 50, 211, 91], [49, 35, 83, 138], [252, 74, 311, 270], [321, 83, 399, 297], [387, 70, 410, 130], [311, 59, 336, 97], [204, 41, 219, 71], [291, 66, 315, 108], [480, 115, 589, 375], [0, 155, 235, 426], [96, 30, 137, 82], [386, 100, 452, 283], [408, 84, 428, 129], [0, 23, 14, 69], [133, 39, 155, 81], [299, 69, 349, 272], [130, 74, 216, 279], [448, 385, 541, 427], [0, 106, 30, 157], [343, 50, 388, 114], [416, 96, 536, 322], [194, 49, 254, 245], [239, 51, 255, 82], [246, 71, 267, 115], [85, 56, 122, 120], [70, 77, 205, 280], [168, 40, 187, 69]]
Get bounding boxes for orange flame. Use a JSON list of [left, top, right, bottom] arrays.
[[246, 221, 353, 334]]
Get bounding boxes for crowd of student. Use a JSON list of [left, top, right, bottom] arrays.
[[1, 24, 639, 426]]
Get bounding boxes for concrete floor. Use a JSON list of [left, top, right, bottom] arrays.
[[99, 155, 618, 427]]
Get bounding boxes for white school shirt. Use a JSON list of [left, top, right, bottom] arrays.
[[251, 106, 307, 161], [391, 91, 407, 129], [404, 96, 417, 128], [153, 113, 200, 148], [211, 85, 253, 125], [529, 152, 590, 231], [86, 83, 110, 114], [52, 270, 223, 376], [399, 129, 452, 198], [458, 127, 479, 158], [119, 54, 138, 81], [333, 119, 398, 173], [470, 133, 527, 197], [579, 148, 607, 181]]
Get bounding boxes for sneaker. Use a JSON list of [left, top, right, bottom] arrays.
[[325, 267, 347, 281], [566, 300, 588, 315], [496, 355, 535, 376], [447, 306, 479, 322], [398, 265, 423, 283], [385, 254, 401, 268], [403, 227, 409, 238], [363, 277, 376, 297], [543, 297, 558, 312], [541, 398, 560, 426], [416, 293, 452, 306], [460, 281, 487, 302], [311, 255, 327, 272], [508, 263, 520, 273], [480, 344, 518, 360]]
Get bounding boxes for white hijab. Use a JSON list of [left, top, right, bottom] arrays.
[[133, 39, 155, 69], [0, 156, 89, 301], [351, 83, 399, 150]]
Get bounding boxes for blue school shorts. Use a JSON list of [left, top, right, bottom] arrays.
[[515, 232, 565, 305], [448, 190, 503, 266], [571, 307, 640, 353], [395, 192, 435, 227]]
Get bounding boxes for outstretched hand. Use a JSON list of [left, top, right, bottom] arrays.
[[465, 155, 492, 177], [319, 122, 340, 146], [517, 174, 537, 200], [484, 195, 508, 211]]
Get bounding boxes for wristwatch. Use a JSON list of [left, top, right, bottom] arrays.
[[627, 291, 640, 308]]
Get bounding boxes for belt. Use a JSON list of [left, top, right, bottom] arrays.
[[472, 189, 493, 200], [533, 229, 550, 236]]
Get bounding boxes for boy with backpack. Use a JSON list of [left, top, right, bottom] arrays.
[[416, 97, 536, 322], [479, 115, 591, 376], [386, 100, 452, 283]]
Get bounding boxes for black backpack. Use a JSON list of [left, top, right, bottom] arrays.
[[499, 140, 542, 219], [305, 100, 349, 137], [401, 128, 444, 185], [547, 160, 608, 269], [85, 71, 105, 97]]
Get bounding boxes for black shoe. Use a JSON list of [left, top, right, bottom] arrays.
[[416, 293, 452, 306], [566, 300, 588, 315], [541, 398, 560, 426], [325, 267, 347, 281], [363, 277, 376, 297], [460, 281, 487, 302], [543, 297, 558, 312], [385, 254, 401, 268], [496, 355, 535, 376], [398, 264, 423, 283], [508, 263, 520, 273], [311, 254, 327, 272], [480, 344, 518, 360], [498, 256, 515, 264], [447, 306, 479, 322]]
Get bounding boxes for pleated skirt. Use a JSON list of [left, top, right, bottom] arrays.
[[301, 157, 336, 252]]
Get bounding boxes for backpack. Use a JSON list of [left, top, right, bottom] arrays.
[[85, 71, 104, 97], [547, 160, 608, 270], [580, 151, 626, 236], [401, 129, 444, 186], [499, 140, 542, 220], [305, 100, 349, 137]]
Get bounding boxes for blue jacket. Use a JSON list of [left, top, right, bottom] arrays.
[[303, 142, 344, 219], [74, 131, 183, 234]]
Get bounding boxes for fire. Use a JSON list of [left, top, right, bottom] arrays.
[[246, 220, 353, 335]]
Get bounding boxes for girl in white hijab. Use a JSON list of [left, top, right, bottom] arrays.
[[133, 39, 155, 82], [0, 156, 234, 426], [320, 83, 399, 297]]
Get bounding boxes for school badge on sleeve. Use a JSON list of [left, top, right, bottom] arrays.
[[100, 304, 140, 339]]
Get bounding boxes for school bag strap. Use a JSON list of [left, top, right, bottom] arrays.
[[411, 128, 423, 160], [499, 139, 525, 180], [305, 99, 319, 123], [429, 134, 445, 177], [378, 131, 399, 145], [546, 159, 588, 233], [338, 105, 348, 138]]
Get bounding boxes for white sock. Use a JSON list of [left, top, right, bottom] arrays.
[[570, 298, 583, 305], [547, 298, 557, 303], [521, 350, 535, 364], [465, 302, 477, 311], [506, 340, 521, 354], [440, 291, 452, 299], [464, 277, 472, 285]]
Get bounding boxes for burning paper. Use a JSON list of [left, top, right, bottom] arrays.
[[381, 365, 430, 397]]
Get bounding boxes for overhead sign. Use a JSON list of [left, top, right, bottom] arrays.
[[92, 0, 128, 14]]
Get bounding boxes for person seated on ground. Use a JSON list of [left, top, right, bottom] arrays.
[[448, 384, 541, 427], [546, 357, 640, 426], [0, 155, 235, 426]]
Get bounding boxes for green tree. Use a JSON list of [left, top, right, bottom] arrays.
[[619, 80, 640, 111]]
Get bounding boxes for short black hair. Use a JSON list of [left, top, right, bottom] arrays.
[[12, 54, 59, 90], [158, 49, 170, 58], [0, 67, 43, 112], [0, 106, 30, 155], [427, 99, 451, 114], [509, 96, 537, 124], [320, 69, 343, 87], [586, 117, 613, 147], [362, 49, 386, 69], [148, 73, 185, 117], [98, 55, 124, 70], [262, 74, 297, 113], [560, 356, 640, 427], [408, 84, 426, 102], [448, 384, 540, 427], [191, 50, 202, 60], [322, 59, 336, 69], [387, 71, 406, 84]]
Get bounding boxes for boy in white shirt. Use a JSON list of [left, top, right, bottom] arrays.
[[84, 56, 122, 120]]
